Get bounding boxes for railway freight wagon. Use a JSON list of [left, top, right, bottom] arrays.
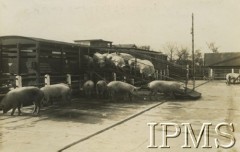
[[0, 36, 174, 96], [0, 36, 98, 94]]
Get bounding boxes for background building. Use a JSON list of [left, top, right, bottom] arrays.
[[204, 52, 240, 79]]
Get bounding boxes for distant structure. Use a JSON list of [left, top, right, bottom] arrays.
[[113, 44, 150, 51], [74, 39, 112, 48], [204, 52, 240, 79], [113, 44, 137, 49]]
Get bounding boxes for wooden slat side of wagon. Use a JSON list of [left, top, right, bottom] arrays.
[[0, 35, 98, 88]]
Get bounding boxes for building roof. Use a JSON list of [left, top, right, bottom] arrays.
[[113, 44, 137, 49], [0, 35, 78, 46], [74, 39, 112, 43], [204, 52, 240, 67], [0, 35, 96, 49]]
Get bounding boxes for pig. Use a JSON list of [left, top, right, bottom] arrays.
[[83, 80, 95, 97], [0, 87, 44, 115], [83, 55, 94, 68], [111, 55, 126, 68], [128, 58, 141, 72], [96, 80, 108, 98], [119, 53, 133, 64], [107, 81, 140, 101], [138, 60, 155, 77], [40, 83, 71, 105], [128, 58, 155, 77], [147, 80, 184, 100], [93, 52, 106, 68], [103, 53, 125, 68], [103, 53, 115, 67], [226, 73, 240, 85]]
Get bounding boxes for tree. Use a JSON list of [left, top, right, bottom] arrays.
[[162, 42, 178, 62], [194, 49, 203, 66], [175, 46, 190, 65], [207, 42, 219, 53]]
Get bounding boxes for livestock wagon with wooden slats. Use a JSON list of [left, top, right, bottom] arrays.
[[0, 36, 201, 99], [0, 36, 99, 94]]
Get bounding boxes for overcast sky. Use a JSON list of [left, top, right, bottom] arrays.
[[0, 0, 239, 53]]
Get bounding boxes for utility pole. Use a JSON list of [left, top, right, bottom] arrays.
[[191, 13, 195, 90]]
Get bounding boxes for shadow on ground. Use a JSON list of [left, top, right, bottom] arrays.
[[0, 90, 199, 125]]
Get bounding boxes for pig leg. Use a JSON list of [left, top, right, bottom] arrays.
[[227, 77, 230, 84], [128, 93, 132, 102], [17, 106, 22, 116], [154, 90, 159, 100], [149, 90, 156, 100], [84, 90, 88, 97], [63, 93, 70, 105], [88, 90, 92, 98], [32, 103, 37, 114], [110, 91, 115, 102], [36, 103, 40, 114], [87, 90, 89, 98], [149, 91, 153, 100], [88, 91, 90, 98], [86, 90, 89, 98], [100, 90, 103, 99], [104, 90, 108, 99], [101, 91, 104, 99], [41, 97, 45, 107], [32, 101, 40, 115], [61, 94, 65, 105], [89, 90, 92, 98], [67, 92, 71, 104], [233, 78, 237, 84], [96, 87, 99, 98], [45, 95, 51, 105], [11, 107, 16, 116], [169, 91, 175, 99], [154, 91, 159, 100], [85, 90, 88, 98]]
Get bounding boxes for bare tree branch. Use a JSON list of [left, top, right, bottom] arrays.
[[162, 42, 178, 62], [206, 42, 219, 53]]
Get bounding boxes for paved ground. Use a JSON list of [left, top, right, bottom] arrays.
[[0, 80, 239, 152]]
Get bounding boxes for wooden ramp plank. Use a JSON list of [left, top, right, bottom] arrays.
[[174, 88, 201, 100]]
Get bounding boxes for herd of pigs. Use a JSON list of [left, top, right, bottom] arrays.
[[1, 52, 238, 117], [0, 80, 184, 116], [85, 52, 155, 77], [0, 52, 187, 116]]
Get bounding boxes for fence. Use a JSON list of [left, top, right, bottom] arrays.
[[207, 68, 240, 80]]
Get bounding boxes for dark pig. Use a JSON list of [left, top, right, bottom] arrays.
[[83, 80, 95, 97], [0, 87, 44, 115], [96, 80, 108, 98]]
